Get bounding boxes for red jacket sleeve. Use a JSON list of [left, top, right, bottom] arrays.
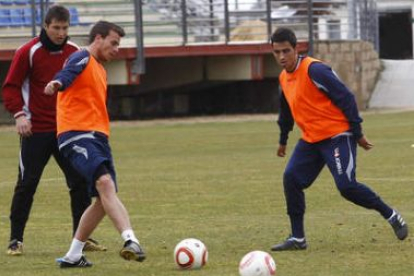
[[2, 45, 31, 117]]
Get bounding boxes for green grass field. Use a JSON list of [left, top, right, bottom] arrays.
[[0, 111, 413, 276]]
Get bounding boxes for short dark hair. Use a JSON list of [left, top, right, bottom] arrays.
[[270, 28, 297, 48], [44, 5, 70, 25], [89, 21, 125, 44]]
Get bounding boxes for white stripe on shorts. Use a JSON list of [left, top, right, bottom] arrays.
[[59, 132, 95, 150]]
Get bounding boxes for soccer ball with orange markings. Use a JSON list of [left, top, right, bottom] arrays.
[[239, 250, 276, 276], [174, 238, 208, 269]]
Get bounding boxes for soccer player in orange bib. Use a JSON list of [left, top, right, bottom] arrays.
[[45, 21, 145, 267], [270, 28, 408, 251]]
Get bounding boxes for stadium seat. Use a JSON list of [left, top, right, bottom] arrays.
[[0, 0, 13, 6], [23, 7, 31, 25], [9, 8, 24, 26], [13, 0, 28, 5], [37, 0, 54, 4], [0, 9, 11, 27], [69, 7, 92, 26], [68, 7, 79, 26], [23, 7, 40, 26]]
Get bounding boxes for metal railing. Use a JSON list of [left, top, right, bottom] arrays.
[[141, 0, 379, 47], [1, 0, 378, 46]]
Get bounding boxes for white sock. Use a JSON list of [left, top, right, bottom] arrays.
[[387, 210, 397, 222], [121, 229, 139, 244], [290, 237, 305, 242], [65, 238, 85, 262]]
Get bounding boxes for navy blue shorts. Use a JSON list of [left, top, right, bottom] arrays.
[[58, 131, 117, 197]]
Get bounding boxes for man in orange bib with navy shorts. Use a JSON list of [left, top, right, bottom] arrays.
[[44, 21, 145, 267], [270, 28, 408, 251]]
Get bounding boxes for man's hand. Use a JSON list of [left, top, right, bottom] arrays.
[[357, 135, 374, 151], [15, 115, 32, 137], [44, 80, 62, 96], [277, 144, 287, 157]]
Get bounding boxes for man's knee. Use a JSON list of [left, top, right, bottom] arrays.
[[96, 174, 113, 189], [283, 169, 301, 190], [283, 168, 295, 183], [15, 179, 38, 194]]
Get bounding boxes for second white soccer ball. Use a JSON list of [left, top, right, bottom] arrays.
[[239, 250, 276, 276], [174, 238, 208, 269]]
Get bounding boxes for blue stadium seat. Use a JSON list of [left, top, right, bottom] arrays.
[[69, 7, 91, 26], [68, 7, 79, 26], [9, 8, 24, 26], [37, 0, 54, 5], [23, 7, 40, 26], [0, 9, 11, 27], [13, 0, 29, 5], [0, 1, 13, 6]]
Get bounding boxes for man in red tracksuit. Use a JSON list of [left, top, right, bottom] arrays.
[[2, 5, 105, 255]]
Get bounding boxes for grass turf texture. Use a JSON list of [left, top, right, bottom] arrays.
[[0, 111, 413, 276]]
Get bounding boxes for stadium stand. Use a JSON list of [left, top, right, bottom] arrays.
[[0, 0, 379, 49], [9, 8, 24, 26], [0, 0, 226, 46], [0, 0, 381, 121]]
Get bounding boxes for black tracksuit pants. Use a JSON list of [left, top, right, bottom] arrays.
[[9, 132, 91, 242]]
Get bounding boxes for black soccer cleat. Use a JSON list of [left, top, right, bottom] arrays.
[[59, 255, 93, 268], [389, 211, 408, 240], [271, 236, 307, 251], [119, 240, 146, 262]]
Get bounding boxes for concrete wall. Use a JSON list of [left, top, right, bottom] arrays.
[[313, 40, 381, 109], [139, 57, 204, 91]]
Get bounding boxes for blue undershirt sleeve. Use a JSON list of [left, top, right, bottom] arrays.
[[308, 62, 363, 140], [54, 50, 90, 91]]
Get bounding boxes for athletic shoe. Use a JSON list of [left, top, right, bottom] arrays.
[[389, 211, 408, 240], [59, 255, 92, 268], [119, 240, 146, 262], [83, 238, 107, 252], [271, 236, 307, 251], [7, 239, 23, 256]]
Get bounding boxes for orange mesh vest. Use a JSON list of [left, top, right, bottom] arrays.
[[57, 55, 110, 136], [279, 57, 349, 143]]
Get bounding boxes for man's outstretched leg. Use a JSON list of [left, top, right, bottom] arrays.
[[325, 135, 408, 241], [58, 173, 145, 268], [94, 174, 146, 262]]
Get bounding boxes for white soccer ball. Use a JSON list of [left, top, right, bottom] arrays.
[[174, 238, 208, 269], [239, 251, 276, 276]]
